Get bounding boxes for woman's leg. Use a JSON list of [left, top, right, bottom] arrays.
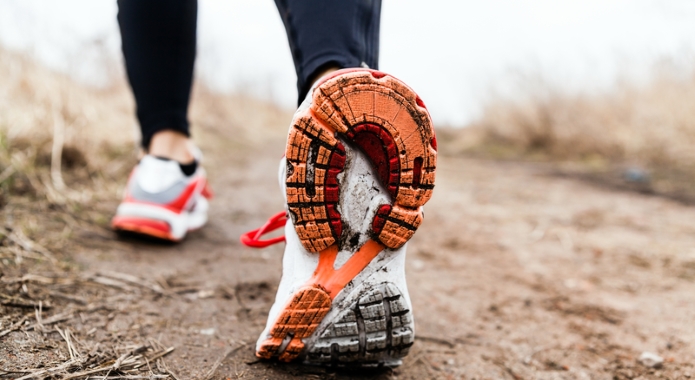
[[117, 0, 197, 158], [112, 0, 208, 242], [274, 0, 382, 104]]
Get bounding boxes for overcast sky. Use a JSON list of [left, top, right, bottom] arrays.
[[1, 0, 695, 126]]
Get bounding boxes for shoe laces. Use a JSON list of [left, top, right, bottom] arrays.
[[240, 211, 287, 248]]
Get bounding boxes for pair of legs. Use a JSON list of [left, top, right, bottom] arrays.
[[116, 0, 382, 160]]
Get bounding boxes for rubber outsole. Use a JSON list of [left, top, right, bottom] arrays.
[[306, 282, 414, 366], [112, 197, 209, 242], [112, 216, 179, 242], [285, 69, 437, 253], [257, 69, 435, 364], [256, 286, 332, 361]]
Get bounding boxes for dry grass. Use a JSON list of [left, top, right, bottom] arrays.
[[451, 60, 695, 171], [0, 47, 163, 378], [0, 45, 289, 208], [434, 59, 695, 203], [0, 46, 138, 209]]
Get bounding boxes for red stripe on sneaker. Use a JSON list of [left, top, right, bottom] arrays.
[[163, 179, 203, 213], [123, 178, 206, 214]]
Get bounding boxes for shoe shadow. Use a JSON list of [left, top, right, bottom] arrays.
[[114, 230, 179, 246], [253, 359, 396, 379]]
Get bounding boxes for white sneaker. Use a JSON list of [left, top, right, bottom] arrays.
[[112, 154, 212, 242], [243, 68, 437, 367]]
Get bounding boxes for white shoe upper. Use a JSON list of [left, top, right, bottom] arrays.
[[256, 141, 413, 353], [114, 154, 209, 240]]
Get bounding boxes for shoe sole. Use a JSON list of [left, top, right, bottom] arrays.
[[112, 216, 180, 241], [257, 69, 436, 364], [305, 281, 414, 366], [112, 197, 209, 242]]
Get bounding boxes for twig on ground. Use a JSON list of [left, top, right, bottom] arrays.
[[0, 273, 60, 285], [0, 315, 29, 338], [98, 368, 113, 380], [147, 346, 176, 362], [8, 245, 46, 261], [0, 369, 31, 376], [0, 293, 51, 309], [98, 271, 168, 295], [400, 350, 436, 375], [85, 376, 170, 379], [87, 275, 134, 292], [201, 346, 233, 380], [56, 327, 81, 360], [14, 358, 85, 380], [49, 290, 87, 305], [61, 344, 174, 379], [160, 361, 180, 380], [34, 301, 45, 333], [416, 335, 457, 348], [25, 311, 73, 331], [113, 345, 148, 370], [61, 367, 107, 379], [155, 359, 167, 376], [6, 228, 57, 263], [201, 342, 251, 380]]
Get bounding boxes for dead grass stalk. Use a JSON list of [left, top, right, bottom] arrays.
[[456, 59, 695, 171]]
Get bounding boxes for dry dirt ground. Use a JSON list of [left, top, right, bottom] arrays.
[[2, 104, 695, 379]]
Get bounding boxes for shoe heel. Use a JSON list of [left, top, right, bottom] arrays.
[[285, 68, 437, 253], [305, 282, 414, 367], [256, 286, 332, 362]]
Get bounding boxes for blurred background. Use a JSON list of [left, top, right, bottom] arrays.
[[2, 0, 695, 127], [4, 0, 695, 204]]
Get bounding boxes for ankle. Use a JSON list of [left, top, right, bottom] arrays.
[[148, 130, 195, 164], [309, 66, 340, 88]]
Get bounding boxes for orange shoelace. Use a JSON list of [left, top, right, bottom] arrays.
[[240, 211, 287, 248]]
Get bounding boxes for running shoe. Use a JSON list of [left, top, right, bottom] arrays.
[[112, 154, 212, 242], [243, 68, 437, 367]]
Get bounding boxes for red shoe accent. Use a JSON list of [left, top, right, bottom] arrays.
[[201, 181, 214, 199], [372, 204, 392, 234], [163, 179, 204, 213], [240, 211, 287, 248], [122, 178, 207, 215]]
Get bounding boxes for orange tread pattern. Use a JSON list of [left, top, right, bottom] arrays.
[[112, 216, 177, 242], [285, 116, 346, 252], [257, 240, 385, 362], [376, 205, 423, 249], [285, 69, 436, 251], [309, 240, 384, 298], [256, 286, 332, 362]]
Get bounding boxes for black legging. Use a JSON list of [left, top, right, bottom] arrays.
[[117, 0, 382, 149]]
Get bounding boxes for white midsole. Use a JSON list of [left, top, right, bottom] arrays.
[[257, 151, 414, 353], [115, 197, 209, 240]]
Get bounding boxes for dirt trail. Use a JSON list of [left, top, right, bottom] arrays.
[[3, 109, 695, 379]]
